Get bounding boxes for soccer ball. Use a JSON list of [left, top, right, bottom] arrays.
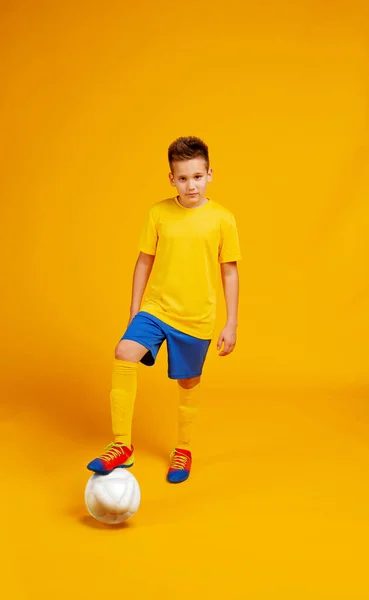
[[85, 469, 141, 524]]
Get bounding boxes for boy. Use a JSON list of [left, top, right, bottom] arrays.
[[87, 136, 241, 483]]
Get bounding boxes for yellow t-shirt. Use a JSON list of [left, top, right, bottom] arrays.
[[138, 195, 241, 339]]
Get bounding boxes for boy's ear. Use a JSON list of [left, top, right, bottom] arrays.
[[207, 168, 213, 182], [168, 172, 176, 186]]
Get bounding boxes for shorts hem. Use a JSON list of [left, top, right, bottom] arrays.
[[168, 370, 203, 380]]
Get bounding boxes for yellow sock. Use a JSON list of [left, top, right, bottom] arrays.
[[110, 359, 138, 446], [176, 382, 201, 452]]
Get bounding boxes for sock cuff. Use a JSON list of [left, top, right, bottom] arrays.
[[177, 381, 201, 408], [113, 358, 139, 371]]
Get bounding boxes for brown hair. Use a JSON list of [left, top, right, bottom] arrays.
[[168, 136, 209, 172]]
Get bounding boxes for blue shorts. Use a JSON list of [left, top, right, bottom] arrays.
[[120, 311, 211, 380]]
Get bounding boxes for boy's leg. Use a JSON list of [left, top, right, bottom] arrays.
[[176, 376, 201, 451], [110, 341, 147, 446], [165, 327, 211, 483], [167, 376, 201, 483], [87, 340, 148, 473], [87, 312, 166, 473]]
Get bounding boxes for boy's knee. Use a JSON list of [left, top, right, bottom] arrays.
[[178, 376, 201, 389], [114, 340, 143, 363]]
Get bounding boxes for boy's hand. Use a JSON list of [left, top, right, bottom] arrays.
[[127, 310, 139, 328], [217, 324, 237, 356]]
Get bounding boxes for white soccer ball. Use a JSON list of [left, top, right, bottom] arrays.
[[85, 469, 141, 524]]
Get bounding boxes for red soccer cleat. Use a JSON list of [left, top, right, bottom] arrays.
[[87, 442, 134, 473], [167, 448, 192, 483]]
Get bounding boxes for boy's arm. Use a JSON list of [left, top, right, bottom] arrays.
[[217, 261, 239, 356], [128, 251, 155, 325]]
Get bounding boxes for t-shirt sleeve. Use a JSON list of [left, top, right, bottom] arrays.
[[139, 206, 158, 255], [218, 213, 242, 263]]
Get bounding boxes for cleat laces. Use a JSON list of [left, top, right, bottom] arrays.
[[170, 451, 189, 470], [98, 442, 127, 462]]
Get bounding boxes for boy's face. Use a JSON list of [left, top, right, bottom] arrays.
[[169, 158, 212, 208]]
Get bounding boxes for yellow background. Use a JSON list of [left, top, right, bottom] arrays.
[[1, 1, 369, 598]]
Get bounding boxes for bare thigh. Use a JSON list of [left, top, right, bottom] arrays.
[[115, 340, 149, 362]]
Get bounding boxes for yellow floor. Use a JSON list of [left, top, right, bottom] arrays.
[[3, 378, 369, 599]]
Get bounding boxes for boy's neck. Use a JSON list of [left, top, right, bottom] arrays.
[[176, 195, 209, 209]]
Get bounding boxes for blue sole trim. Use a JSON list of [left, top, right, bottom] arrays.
[[167, 471, 190, 483], [87, 462, 134, 474]]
